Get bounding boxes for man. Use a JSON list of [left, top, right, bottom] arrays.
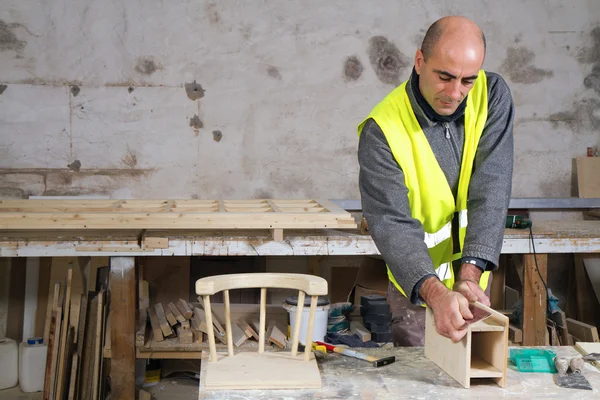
[[357, 16, 514, 345]]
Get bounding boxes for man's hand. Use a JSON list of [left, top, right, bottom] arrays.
[[453, 262, 490, 307], [420, 276, 473, 342]]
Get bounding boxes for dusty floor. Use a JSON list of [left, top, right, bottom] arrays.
[[0, 379, 200, 400], [0, 359, 201, 400]]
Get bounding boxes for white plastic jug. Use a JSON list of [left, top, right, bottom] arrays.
[[0, 337, 18, 389], [19, 338, 47, 392]]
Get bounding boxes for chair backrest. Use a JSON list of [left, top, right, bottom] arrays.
[[195, 273, 328, 362]]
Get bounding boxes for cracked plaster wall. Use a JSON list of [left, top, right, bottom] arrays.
[[0, 1, 599, 201]]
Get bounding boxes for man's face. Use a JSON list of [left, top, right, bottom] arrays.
[[414, 43, 484, 116]]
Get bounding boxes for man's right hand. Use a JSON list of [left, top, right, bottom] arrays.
[[420, 276, 473, 342]]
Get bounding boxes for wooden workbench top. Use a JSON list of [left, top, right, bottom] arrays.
[[197, 346, 599, 399], [0, 220, 599, 256]]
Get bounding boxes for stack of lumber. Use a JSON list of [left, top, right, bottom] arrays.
[[43, 265, 108, 400], [136, 288, 288, 351]]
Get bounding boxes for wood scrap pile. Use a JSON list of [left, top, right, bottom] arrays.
[[136, 281, 288, 350], [43, 265, 108, 400]]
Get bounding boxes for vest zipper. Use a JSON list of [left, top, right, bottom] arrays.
[[443, 122, 450, 139]]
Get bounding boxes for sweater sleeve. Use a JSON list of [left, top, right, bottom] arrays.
[[358, 118, 438, 304], [461, 72, 515, 269]]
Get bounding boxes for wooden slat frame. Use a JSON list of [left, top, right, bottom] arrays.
[[0, 199, 356, 230]]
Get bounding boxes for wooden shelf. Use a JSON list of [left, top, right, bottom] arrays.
[[470, 355, 504, 378], [104, 334, 271, 360]]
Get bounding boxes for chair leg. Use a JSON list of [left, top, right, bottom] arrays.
[[291, 290, 305, 357], [304, 295, 318, 361], [223, 289, 234, 357], [259, 288, 267, 353], [203, 295, 217, 362]]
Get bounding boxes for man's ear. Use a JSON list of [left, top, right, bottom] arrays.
[[414, 49, 424, 74]]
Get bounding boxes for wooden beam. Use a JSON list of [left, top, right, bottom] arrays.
[[109, 257, 136, 400], [566, 318, 600, 342], [522, 254, 548, 346]]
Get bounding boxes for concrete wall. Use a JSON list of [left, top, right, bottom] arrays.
[[1, 0, 599, 200]]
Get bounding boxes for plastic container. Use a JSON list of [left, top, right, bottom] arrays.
[[0, 338, 18, 389], [19, 337, 47, 392], [509, 348, 557, 373], [282, 296, 330, 345]]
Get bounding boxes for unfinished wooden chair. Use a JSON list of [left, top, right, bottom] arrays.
[[425, 301, 509, 388], [195, 272, 328, 391]]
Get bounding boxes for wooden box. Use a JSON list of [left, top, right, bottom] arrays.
[[425, 302, 509, 388]]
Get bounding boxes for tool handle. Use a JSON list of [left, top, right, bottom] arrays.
[[314, 341, 376, 362], [554, 357, 568, 374], [570, 358, 585, 373], [314, 341, 335, 352]]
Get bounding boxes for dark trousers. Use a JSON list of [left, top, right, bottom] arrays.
[[388, 273, 493, 346]]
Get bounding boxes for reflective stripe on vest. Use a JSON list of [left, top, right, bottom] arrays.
[[424, 210, 468, 248], [358, 70, 491, 299]]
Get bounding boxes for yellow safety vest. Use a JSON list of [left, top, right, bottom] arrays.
[[357, 70, 491, 298]]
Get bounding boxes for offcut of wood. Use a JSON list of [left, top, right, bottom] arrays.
[[168, 302, 187, 323], [176, 299, 194, 319], [350, 320, 371, 342]]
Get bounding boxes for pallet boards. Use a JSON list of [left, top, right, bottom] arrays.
[[0, 199, 356, 240]]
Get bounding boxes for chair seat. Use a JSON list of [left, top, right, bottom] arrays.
[[199, 350, 321, 390]]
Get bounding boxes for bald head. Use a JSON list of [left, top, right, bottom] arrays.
[[421, 16, 486, 62], [414, 16, 487, 116]]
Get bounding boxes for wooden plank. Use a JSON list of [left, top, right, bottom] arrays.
[[350, 321, 371, 342], [576, 157, 600, 198], [167, 302, 186, 323], [164, 305, 178, 326], [42, 309, 59, 400], [136, 308, 148, 347], [567, 318, 600, 342], [154, 304, 174, 337], [35, 257, 52, 338], [92, 291, 104, 400], [522, 254, 548, 346], [230, 321, 249, 347], [138, 280, 149, 310], [55, 267, 73, 400], [268, 323, 287, 349], [67, 353, 79, 400], [237, 318, 259, 341], [176, 299, 193, 319], [508, 325, 522, 344], [583, 257, 600, 303], [271, 228, 284, 241], [177, 326, 193, 345], [109, 257, 136, 400], [148, 307, 164, 342], [574, 254, 600, 324]]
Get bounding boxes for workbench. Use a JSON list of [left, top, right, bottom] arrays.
[[195, 346, 600, 399], [1, 219, 599, 399]]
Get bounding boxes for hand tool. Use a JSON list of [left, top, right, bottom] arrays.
[[462, 302, 491, 328], [315, 341, 395, 367], [554, 357, 592, 390], [582, 353, 600, 362]]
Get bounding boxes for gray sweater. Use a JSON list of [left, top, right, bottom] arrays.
[[358, 71, 514, 304]]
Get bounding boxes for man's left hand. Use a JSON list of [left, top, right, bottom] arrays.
[[452, 263, 491, 307]]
